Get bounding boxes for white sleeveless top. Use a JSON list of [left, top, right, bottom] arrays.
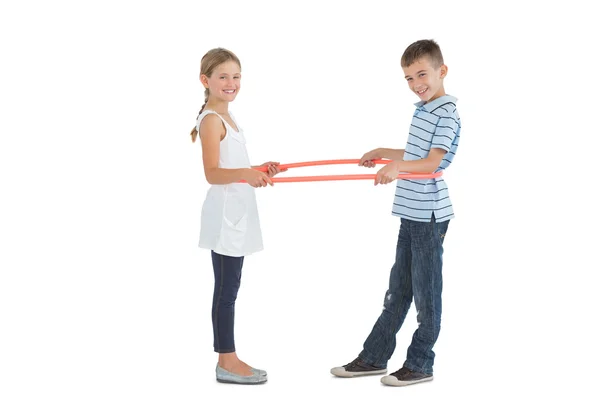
[[196, 110, 263, 257]]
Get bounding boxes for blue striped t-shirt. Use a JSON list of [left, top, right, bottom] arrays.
[[392, 95, 461, 222]]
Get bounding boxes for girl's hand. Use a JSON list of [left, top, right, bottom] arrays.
[[243, 169, 273, 187], [259, 161, 287, 177]]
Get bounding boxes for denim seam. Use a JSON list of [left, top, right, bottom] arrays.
[[420, 220, 437, 372], [423, 224, 436, 372], [419, 220, 439, 372], [214, 254, 225, 352]]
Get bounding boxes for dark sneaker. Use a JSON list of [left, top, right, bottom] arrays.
[[380, 366, 433, 386], [330, 357, 387, 377]]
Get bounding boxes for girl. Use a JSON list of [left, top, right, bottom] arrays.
[[190, 48, 284, 384]]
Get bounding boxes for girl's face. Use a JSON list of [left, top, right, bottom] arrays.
[[202, 60, 241, 103]]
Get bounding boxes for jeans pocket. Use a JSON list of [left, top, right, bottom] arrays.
[[438, 220, 449, 241]]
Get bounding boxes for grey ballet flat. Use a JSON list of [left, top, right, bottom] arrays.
[[252, 368, 267, 377], [215, 365, 267, 384]]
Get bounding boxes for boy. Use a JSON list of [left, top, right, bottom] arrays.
[[331, 39, 461, 387]]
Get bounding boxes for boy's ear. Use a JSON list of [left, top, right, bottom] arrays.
[[439, 64, 448, 79]]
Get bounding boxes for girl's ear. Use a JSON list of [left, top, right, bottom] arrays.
[[200, 74, 209, 88]]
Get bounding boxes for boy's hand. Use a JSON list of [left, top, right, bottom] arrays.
[[375, 162, 400, 186], [258, 161, 288, 177], [359, 148, 381, 168], [243, 169, 273, 187]]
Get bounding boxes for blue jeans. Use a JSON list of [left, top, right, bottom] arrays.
[[211, 251, 244, 353], [358, 214, 449, 374]]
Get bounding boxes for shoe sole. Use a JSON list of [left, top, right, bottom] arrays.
[[331, 368, 387, 378], [380, 376, 433, 386], [216, 378, 267, 385]]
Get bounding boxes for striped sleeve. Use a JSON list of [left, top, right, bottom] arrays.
[[432, 109, 459, 152]]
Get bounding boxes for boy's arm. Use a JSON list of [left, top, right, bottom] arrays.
[[392, 148, 446, 174], [374, 148, 446, 185], [389, 107, 459, 174], [377, 148, 405, 160], [359, 147, 405, 167], [375, 108, 459, 184]]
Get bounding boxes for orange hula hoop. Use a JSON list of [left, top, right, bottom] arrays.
[[239, 159, 442, 183]]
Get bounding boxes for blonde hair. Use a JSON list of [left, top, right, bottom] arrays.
[[190, 48, 242, 142]]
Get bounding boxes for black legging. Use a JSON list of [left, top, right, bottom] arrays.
[[211, 251, 244, 353]]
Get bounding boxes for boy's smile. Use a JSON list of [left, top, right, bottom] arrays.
[[403, 57, 447, 103]]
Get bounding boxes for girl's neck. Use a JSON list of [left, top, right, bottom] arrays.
[[205, 100, 229, 115]]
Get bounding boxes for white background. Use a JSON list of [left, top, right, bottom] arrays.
[[1, 0, 599, 399]]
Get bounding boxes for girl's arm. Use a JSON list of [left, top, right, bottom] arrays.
[[199, 114, 249, 185], [199, 115, 272, 187]]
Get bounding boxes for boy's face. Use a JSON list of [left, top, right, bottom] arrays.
[[403, 57, 447, 103]]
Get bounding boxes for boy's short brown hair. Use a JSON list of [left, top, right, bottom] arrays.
[[401, 39, 444, 69]]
